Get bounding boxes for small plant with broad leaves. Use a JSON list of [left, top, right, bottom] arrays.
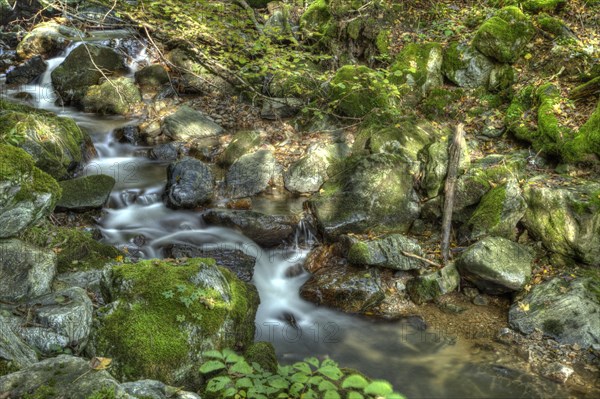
[[200, 349, 405, 399]]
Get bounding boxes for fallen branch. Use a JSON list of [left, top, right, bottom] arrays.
[[401, 251, 442, 268]]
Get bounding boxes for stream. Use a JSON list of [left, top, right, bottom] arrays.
[[1, 35, 568, 399]]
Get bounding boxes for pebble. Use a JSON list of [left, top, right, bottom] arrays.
[[473, 294, 489, 306], [542, 362, 574, 384]]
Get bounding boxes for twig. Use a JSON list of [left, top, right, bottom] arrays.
[[401, 251, 442, 268]]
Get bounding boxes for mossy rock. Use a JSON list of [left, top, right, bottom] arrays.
[[218, 130, 262, 167], [20, 220, 122, 273], [389, 42, 443, 95], [536, 14, 574, 41], [577, 100, 600, 159], [56, 174, 115, 211], [134, 64, 170, 87], [0, 144, 61, 238], [472, 6, 535, 63], [16, 21, 83, 60], [420, 87, 464, 120], [299, 0, 336, 46], [442, 42, 495, 89], [0, 99, 95, 179], [91, 258, 259, 387], [330, 65, 392, 117], [522, 0, 566, 14], [82, 77, 142, 115], [244, 341, 277, 373], [406, 262, 460, 304], [247, 0, 270, 7]]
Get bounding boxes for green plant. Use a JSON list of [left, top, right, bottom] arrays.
[[200, 349, 405, 399]]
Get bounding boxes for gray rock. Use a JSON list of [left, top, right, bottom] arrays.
[[148, 142, 184, 161], [0, 239, 56, 301], [509, 277, 599, 348], [218, 130, 262, 167], [5, 55, 47, 84], [261, 97, 304, 119], [0, 316, 38, 370], [135, 64, 170, 87], [420, 137, 470, 199], [121, 379, 201, 399], [0, 355, 130, 398], [16, 21, 83, 60], [541, 362, 574, 384], [57, 174, 115, 211], [348, 234, 425, 271], [164, 157, 214, 209], [407, 262, 460, 304], [226, 149, 278, 198], [442, 43, 495, 89], [53, 270, 104, 300], [82, 77, 142, 115], [203, 209, 298, 247], [456, 237, 533, 294], [162, 105, 224, 141]]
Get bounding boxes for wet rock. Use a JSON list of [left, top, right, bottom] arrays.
[[148, 142, 184, 161], [308, 154, 420, 240], [90, 258, 259, 387], [56, 174, 115, 211], [135, 64, 170, 87], [456, 236, 533, 294], [442, 43, 494, 89], [0, 355, 128, 398], [0, 239, 56, 301], [82, 77, 142, 115], [203, 209, 298, 247], [0, 316, 38, 370], [218, 130, 262, 167], [348, 234, 425, 271], [509, 277, 600, 348], [162, 105, 224, 141], [226, 149, 278, 198], [541, 362, 574, 384], [406, 262, 460, 304], [121, 379, 201, 399], [164, 157, 214, 209], [260, 97, 304, 119], [114, 125, 143, 145], [16, 21, 83, 60], [5, 55, 47, 84], [167, 243, 256, 282]]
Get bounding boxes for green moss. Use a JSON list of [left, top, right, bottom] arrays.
[[577, 100, 600, 158], [506, 85, 537, 141], [421, 87, 463, 119], [536, 13, 568, 38], [347, 242, 370, 264], [82, 77, 142, 115], [330, 65, 390, 117], [0, 360, 19, 377], [407, 276, 440, 305], [375, 29, 391, 56], [244, 341, 278, 373], [300, 0, 335, 46], [86, 387, 116, 399], [23, 385, 57, 399], [542, 318, 565, 337], [389, 42, 442, 88], [522, 0, 566, 14], [468, 184, 507, 233]]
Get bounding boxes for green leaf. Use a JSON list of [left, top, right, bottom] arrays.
[[347, 392, 364, 399], [203, 350, 224, 359], [225, 352, 244, 364], [364, 381, 393, 396], [303, 389, 318, 399], [308, 375, 324, 385], [342, 375, 369, 389], [230, 360, 253, 375], [318, 380, 338, 392], [205, 376, 232, 392], [199, 360, 226, 374], [317, 365, 343, 381], [235, 377, 253, 389], [385, 394, 406, 399], [290, 372, 309, 383], [267, 376, 289, 389], [293, 362, 312, 374], [323, 391, 341, 399], [305, 357, 320, 368]]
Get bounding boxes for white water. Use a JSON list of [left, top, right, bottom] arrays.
[[0, 38, 568, 399]]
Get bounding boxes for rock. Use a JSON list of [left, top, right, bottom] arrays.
[[226, 149, 278, 198], [419, 136, 470, 199], [4, 287, 93, 355], [56, 174, 115, 211], [488, 63, 514, 92], [90, 258, 259, 387], [166, 48, 235, 96], [472, 6, 535, 64], [53, 270, 104, 300], [166, 243, 256, 282], [523, 0, 566, 14], [51, 44, 127, 106], [0, 239, 56, 301], [509, 277, 600, 348], [406, 262, 460, 304], [164, 158, 214, 209], [121, 379, 201, 399], [0, 355, 128, 398], [541, 362, 574, 384], [0, 0, 14, 25], [203, 209, 298, 247], [0, 99, 96, 179], [114, 125, 143, 145], [389, 42, 443, 96], [0, 317, 38, 370], [467, 178, 527, 240], [0, 144, 61, 238], [308, 154, 420, 240], [5, 55, 47, 84], [522, 178, 600, 265], [260, 97, 304, 119], [135, 64, 170, 87], [284, 143, 350, 194], [16, 21, 83, 60], [456, 236, 533, 294], [148, 142, 184, 161], [330, 65, 391, 117], [82, 77, 142, 115], [218, 130, 262, 167], [442, 43, 494, 89], [347, 234, 425, 271], [162, 105, 224, 141]]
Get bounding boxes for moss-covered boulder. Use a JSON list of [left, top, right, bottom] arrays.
[[0, 99, 96, 179], [308, 154, 420, 240], [442, 42, 495, 89], [90, 258, 259, 387], [330, 65, 391, 117], [218, 130, 262, 167], [166, 48, 234, 96], [472, 6, 535, 64], [51, 44, 127, 106], [16, 21, 83, 60], [522, 177, 600, 265], [56, 174, 115, 211], [299, 0, 335, 47], [419, 135, 470, 199], [0, 144, 60, 238], [522, 0, 566, 14], [82, 77, 142, 115], [163, 105, 224, 142], [135, 64, 170, 87], [406, 262, 460, 304], [389, 42, 443, 96], [348, 234, 426, 271]]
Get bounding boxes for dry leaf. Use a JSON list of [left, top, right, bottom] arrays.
[[518, 302, 530, 312], [90, 357, 112, 370]]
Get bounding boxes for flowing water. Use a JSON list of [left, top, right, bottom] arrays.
[[1, 37, 569, 399]]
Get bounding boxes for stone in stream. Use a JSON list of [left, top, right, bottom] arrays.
[[226, 149, 279, 198], [148, 142, 185, 161], [218, 130, 262, 167], [202, 209, 299, 248], [509, 276, 600, 348], [164, 157, 214, 209], [0, 144, 61, 238], [16, 21, 83, 60], [456, 236, 533, 294], [56, 174, 116, 211], [0, 238, 56, 302], [82, 76, 142, 115], [5, 55, 47, 84], [135, 64, 170, 88], [347, 234, 426, 271], [406, 262, 460, 304], [162, 105, 224, 141]]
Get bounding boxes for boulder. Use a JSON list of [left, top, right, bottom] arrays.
[[0, 238, 56, 302], [226, 149, 278, 198], [261, 97, 304, 119], [472, 6, 535, 64], [135, 64, 170, 87], [82, 77, 142, 115], [16, 21, 83, 60], [164, 158, 214, 209], [5, 55, 47, 84], [308, 154, 420, 240], [347, 234, 426, 271], [90, 258, 259, 387], [162, 105, 224, 141], [509, 277, 599, 348], [218, 130, 262, 167], [389, 42, 443, 96], [203, 209, 298, 247], [456, 236, 533, 294], [0, 317, 38, 371], [0, 144, 61, 238], [148, 142, 184, 161], [442, 43, 494, 89], [56, 174, 115, 211], [330, 65, 391, 117], [407, 262, 460, 304], [419, 136, 470, 199], [121, 380, 201, 399]]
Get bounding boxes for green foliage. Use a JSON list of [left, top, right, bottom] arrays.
[[200, 350, 404, 399], [86, 387, 117, 399]]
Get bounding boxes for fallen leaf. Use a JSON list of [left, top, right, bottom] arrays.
[[89, 357, 112, 370], [518, 302, 530, 312]]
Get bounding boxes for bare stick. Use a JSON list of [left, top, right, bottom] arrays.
[[400, 251, 442, 268]]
